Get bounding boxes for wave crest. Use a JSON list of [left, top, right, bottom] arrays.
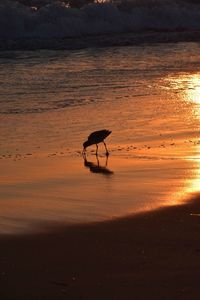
[[1, 0, 200, 39]]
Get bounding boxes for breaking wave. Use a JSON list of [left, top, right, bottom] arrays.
[[1, 0, 200, 49], [0, 0, 200, 50]]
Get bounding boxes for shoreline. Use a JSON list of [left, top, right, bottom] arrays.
[[1, 30, 200, 51], [0, 151, 196, 235], [1, 34, 200, 299], [0, 194, 200, 299]]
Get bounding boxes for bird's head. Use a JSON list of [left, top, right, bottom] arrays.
[[83, 140, 90, 150]]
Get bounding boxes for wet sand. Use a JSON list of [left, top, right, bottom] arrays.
[[0, 145, 198, 234], [0, 193, 200, 300], [0, 142, 200, 299]]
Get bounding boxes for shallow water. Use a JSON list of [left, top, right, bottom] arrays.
[[1, 42, 200, 234], [0, 153, 197, 234], [1, 43, 200, 153]]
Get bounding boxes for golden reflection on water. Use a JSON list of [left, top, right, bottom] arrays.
[[185, 74, 200, 195], [169, 73, 200, 105], [184, 74, 200, 105], [2, 71, 200, 233], [189, 167, 200, 193], [171, 73, 200, 197]]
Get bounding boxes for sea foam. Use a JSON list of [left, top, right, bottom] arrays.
[[1, 0, 200, 40]]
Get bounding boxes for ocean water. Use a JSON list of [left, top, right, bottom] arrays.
[[1, 40, 200, 234], [1, 42, 200, 154]]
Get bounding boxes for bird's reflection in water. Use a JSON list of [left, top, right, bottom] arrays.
[[83, 154, 114, 176]]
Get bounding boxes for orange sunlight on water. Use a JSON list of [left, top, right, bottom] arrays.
[[166, 73, 200, 201], [1, 46, 200, 234], [184, 74, 200, 105]]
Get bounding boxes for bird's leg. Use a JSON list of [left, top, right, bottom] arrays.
[[96, 154, 100, 166], [95, 144, 98, 156], [103, 141, 109, 156]]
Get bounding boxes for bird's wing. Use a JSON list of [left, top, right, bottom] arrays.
[[87, 129, 111, 141], [87, 130, 100, 140]]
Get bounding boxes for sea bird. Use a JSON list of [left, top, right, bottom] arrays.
[[83, 129, 111, 156]]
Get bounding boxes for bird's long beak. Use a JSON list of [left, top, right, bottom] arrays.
[[82, 147, 86, 156]]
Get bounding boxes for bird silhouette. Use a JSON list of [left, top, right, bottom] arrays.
[[83, 129, 111, 155]]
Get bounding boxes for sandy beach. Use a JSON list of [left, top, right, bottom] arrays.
[[0, 136, 200, 299], [1, 40, 200, 299], [0, 191, 200, 300], [0, 142, 198, 235]]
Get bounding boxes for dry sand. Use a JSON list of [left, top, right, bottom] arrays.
[[0, 193, 200, 300]]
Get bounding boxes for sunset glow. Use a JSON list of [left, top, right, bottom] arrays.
[[1, 0, 200, 298], [166, 73, 200, 105]]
